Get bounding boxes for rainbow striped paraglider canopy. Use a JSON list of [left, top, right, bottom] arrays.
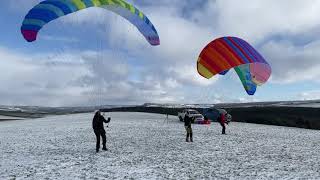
[[197, 37, 271, 95], [21, 0, 160, 46]]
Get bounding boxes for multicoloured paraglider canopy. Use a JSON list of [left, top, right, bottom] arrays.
[[21, 0, 160, 46], [197, 37, 271, 95]]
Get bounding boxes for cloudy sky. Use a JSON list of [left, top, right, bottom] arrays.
[[1, 0, 320, 106]]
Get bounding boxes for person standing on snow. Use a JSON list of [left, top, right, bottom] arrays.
[[204, 115, 210, 124], [92, 110, 110, 152], [184, 114, 193, 142], [218, 112, 227, 134]]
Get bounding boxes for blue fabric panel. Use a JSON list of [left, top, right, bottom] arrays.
[[233, 37, 257, 63], [41, 0, 77, 13], [223, 37, 250, 64], [26, 9, 59, 23], [34, 4, 65, 17], [21, 24, 42, 31]]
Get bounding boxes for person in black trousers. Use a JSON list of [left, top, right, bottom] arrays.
[[184, 115, 193, 142], [92, 110, 110, 152]]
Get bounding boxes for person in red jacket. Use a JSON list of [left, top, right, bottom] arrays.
[[204, 116, 210, 124], [218, 112, 226, 134]]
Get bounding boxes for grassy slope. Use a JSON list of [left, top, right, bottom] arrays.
[[1, 105, 319, 130], [101, 106, 320, 130]]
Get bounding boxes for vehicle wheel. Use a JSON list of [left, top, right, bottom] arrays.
[[179, 116, 183, 122]]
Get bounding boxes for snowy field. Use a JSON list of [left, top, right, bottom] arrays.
[[0, 115, 25, 120], [1, 112, 320, 179]]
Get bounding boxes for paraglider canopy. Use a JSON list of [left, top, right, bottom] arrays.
[[197, 37, 271, 95], [21, 0, 160, 46]]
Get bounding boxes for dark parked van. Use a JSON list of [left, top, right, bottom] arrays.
[[202, 108, 231, 122]]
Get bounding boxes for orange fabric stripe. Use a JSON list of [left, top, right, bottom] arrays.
[[206, 46, 233, 71], [201, 48, 225, 72], [213, 41, 239, 67], [200, 50, 222, 74], [203, 47, 226, 72]]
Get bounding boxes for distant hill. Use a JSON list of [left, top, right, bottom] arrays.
[[143, 100, 320, 108], [102, 101, 320, 130], [2, 100, 320, 130]]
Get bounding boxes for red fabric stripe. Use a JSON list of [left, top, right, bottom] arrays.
[[205, 46, 232, 70], [200, 48, 221, 74], [219, 39, 245, 65], [211, 41, 238, 68], [21, 30, 37, 42], [198, 59, 218, 75]]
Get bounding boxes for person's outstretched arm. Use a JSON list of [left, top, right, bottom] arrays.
[[101, 116, 108, 123], [102, 116, 111, 123]]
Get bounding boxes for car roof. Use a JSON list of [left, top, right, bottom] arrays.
[[185, 109, 198, 111], [206, 108, 227, 114], [217, 109, 227, 114]]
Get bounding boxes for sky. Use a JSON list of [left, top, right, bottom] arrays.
[[1, 0, 320, 106]]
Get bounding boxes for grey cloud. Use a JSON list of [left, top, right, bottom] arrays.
[[260, 39, 320, 83], [2, 0, 320, 105]]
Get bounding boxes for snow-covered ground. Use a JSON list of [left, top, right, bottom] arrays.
[[1, 112, 320, 179], [0, 115, 25, 120], [275, 103, 320, 108]]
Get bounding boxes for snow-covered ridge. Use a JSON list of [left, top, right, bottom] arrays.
[[143, 100, 320, 108], [1, 100, 320, 119]]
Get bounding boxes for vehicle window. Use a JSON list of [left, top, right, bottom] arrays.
[[188, 111, 198, 114]]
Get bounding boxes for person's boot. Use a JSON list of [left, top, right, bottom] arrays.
[[186, 133, 189, 142], [96, 149, 99, 153], [190, 133, 193, 142], [102, 147, 107, 151]]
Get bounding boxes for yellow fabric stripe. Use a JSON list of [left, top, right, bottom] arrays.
[[98, 0, 137, 16], [91, 0, 142, 19], [91, 0, 101, 6], [114, 0, 126, 7], [71, 0, 86, 9], [108, 0, 115, 5], [99, 0, 112, 6], [139, 11, 144, 19], [129, 4, 135, 14], [197, 59, 215, 79]]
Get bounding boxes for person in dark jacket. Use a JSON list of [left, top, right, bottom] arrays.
[[218, 113, 226, 134], [184, 115, 193, 142], [92, 110, 110, 152]]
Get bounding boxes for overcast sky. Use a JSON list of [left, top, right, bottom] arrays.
[[1, 0, 320, 106]]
